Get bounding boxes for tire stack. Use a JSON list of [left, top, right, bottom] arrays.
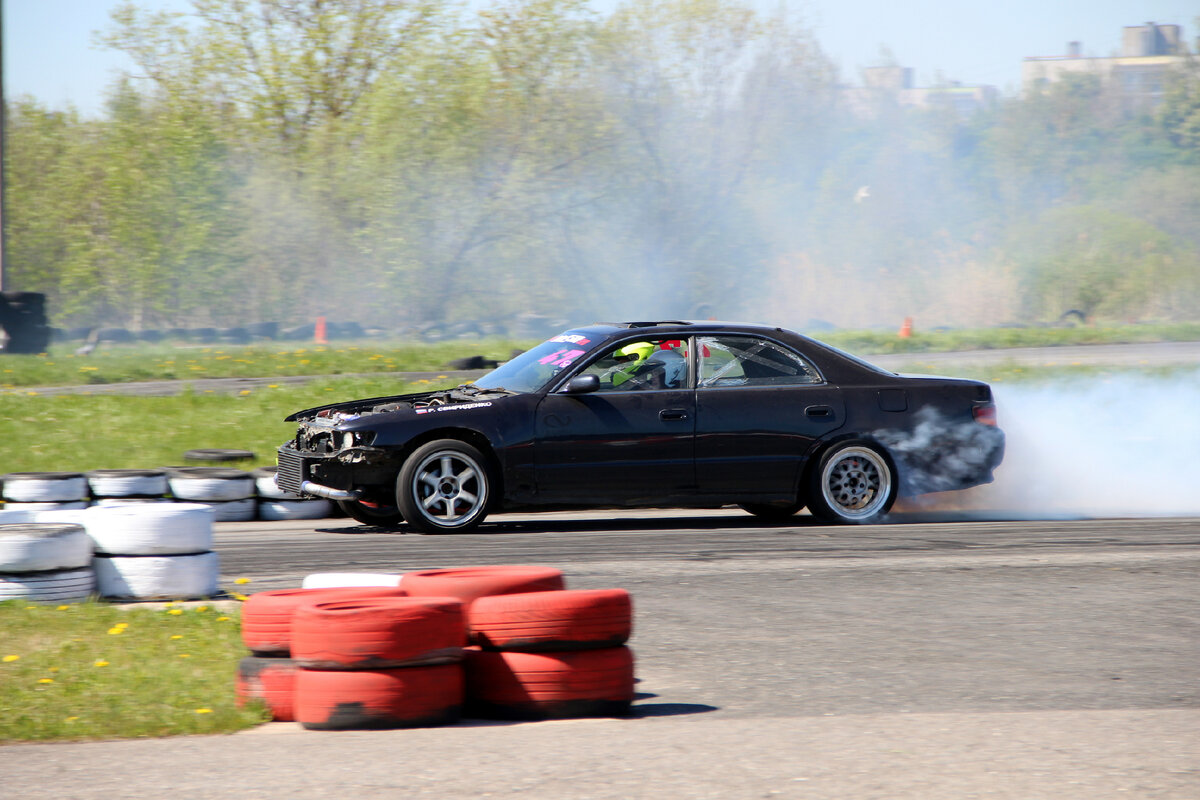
[[237, 587, 408, 724], [1, 472, 90, 512], [86, 469, 169, 507], [402, 566, 637, 720], [0, 523, 95, 603], [166, 468, 257, 522], [254, 467, 331, 522], [61, 504, 221, 600]]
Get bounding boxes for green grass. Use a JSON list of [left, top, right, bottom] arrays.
[[0, 339, 531, 389], [0, 600, 266, 742], [0, 376, 458, 474]]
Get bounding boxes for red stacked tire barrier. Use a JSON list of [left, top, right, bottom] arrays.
[[467, 588, 632, 652], [237, 567, 637, 727], [238, 586, 407, 722], [464, 646, 635, 720], [290, 595, 468, 730], [241, 586, 408, 655], [295, 664, 464, 730], [461, 587, 635, 719], [291, 597, 465, 669]]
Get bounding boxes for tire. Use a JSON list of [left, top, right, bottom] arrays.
[[0, 523, 93, 572], [337, 499, 403, 527], [301, 572, 404, 590], [166, 468, 255, 501], [464, 646, 635, 720], [396, 439, 493, 534], [0, 567, 96, 603], [182, 449, 256, 463], [241, 586, 408, 656], [2, 501, 89, 512], [807, 440, 897, 524], [190, 498, 257, 522], [738, 500, 806, 522], [2, 472, 89, 503], [402, 566, 565, 607], [86, 469, 168, 499], [79, 503, 214, 555], [468, 589, 632, 652], [236, 656, 298, 722], [258, 499, 332, 521], [291, 596, 466, 669], [93, 552, 220, 600], [296, 664, 463, 730], [253, 467, 297, 500]]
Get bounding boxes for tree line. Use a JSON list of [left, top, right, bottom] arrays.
[[6, 0, 1200, 334]]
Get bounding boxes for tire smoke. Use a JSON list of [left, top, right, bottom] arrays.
[[905, 372, 1200, 518]]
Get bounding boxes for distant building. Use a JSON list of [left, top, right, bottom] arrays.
[[842, 66, 998, 119], [1022, 22, 1192, 112]]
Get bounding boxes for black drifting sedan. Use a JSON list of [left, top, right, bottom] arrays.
[[276, 321, 1004, 532]]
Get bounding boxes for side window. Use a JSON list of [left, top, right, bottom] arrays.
[[576, 338, 689, 391], [697, 336, 821, 388]]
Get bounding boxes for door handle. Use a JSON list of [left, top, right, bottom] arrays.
[[805, 405, 834, 418], [660, 408, 689, 421]]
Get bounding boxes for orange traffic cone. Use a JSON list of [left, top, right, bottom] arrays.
[[314, 316, 328, 345], [898, 317, 913, 339]]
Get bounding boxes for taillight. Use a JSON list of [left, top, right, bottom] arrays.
[[972, 403, 998, 426]]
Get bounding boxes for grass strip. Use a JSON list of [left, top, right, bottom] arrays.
[[0, 339, 530, 389], [0, 376, 453, 475], [0, 599, 266, 742]]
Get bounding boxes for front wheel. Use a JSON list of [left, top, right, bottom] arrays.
[[807, 440, 896, 524], [337, 499, 404, 527], [397, 439, 493, 534]]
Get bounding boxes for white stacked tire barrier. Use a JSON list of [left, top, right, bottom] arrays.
[[53, 504, 221, 600], [2, 472, 90, 511], [254, 467, 331, 521], [0, 522, 95, 602], [86, 469, 168, 501], [167, 467, 257, 522]]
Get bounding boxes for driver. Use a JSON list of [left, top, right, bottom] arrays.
[[608, 341, 655, 387]]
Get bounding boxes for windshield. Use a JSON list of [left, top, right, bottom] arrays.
[[472, 332, 601, 393]]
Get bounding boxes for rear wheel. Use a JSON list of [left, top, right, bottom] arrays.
[[337, 499, 403, 527], [807, 440, 896, 524], [397, 440, 492, 534]]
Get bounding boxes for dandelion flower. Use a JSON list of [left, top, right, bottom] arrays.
[[66, 716, 79, 722], [56, 605, 70, 610], [94, 660, 109, 667], [167, 609, 184, 616], [195, 605, 209, 612], [216, 616, 231, 622], [38, 678, 54, 684], [179, 654, 191, 658], [171, 635, 183, 640], [234, 578, 250, 585], [107, 626, 126, 635], [194, 708, 213, 714], [3, 655, 19, 663], [232, 593, 248, 601]]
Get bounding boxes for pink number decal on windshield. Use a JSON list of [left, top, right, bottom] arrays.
[[538, 348, 585, 368]]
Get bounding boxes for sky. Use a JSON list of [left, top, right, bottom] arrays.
[[4, 0, 1198, 117]]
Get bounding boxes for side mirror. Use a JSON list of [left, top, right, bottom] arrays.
[[561, 374, 600, 394]]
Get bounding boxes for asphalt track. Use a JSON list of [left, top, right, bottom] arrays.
[[3, 508, 1198, 799]]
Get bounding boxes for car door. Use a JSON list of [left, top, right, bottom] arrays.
[[694, 335, 845, 500], [534, 338, 696, 505]]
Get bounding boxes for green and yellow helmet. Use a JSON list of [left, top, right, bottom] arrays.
[[612, 341, 655, 386]]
